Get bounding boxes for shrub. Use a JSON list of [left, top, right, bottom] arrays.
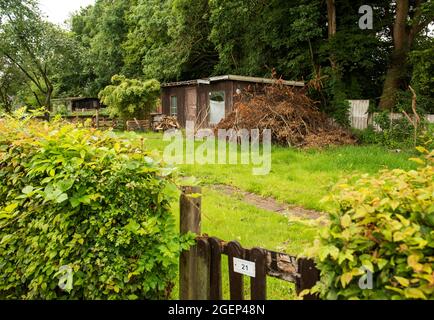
[[0, 110, 194, 299], [306, 148, 434, 300], [356, 112, 434, 150], [98, 75, 160, 121], [352, 127, 382, 145]]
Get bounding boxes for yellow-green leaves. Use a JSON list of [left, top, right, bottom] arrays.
[[0, 202, 19, 220], [4, 202, 18, 213], [22, 186, 34, 195], [395, 276, 410, 287], [341, 214, 352, 228], [310, 153, 434, 300], [340, 268, 365, 288]]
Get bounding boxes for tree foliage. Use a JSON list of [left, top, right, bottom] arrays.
[[0, 0, 83, 110], [2, 1, 434, 119], [98, 75, 161, 120]]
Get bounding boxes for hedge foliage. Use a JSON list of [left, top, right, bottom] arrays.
[[0, 110, 194, 299], [307, 148, 434, 300]]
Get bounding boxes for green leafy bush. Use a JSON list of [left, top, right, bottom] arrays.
[[355, 112, 433, 150], [98, 75, 160, 121], [0, 110, 194, 299], [307, 148, 434, 300]]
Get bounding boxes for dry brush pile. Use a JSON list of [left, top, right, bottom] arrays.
[[217, 84, 356, 148]]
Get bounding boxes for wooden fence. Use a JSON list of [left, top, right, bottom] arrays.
[[348, 100, 434, 130], [179, 186, 320, 301]]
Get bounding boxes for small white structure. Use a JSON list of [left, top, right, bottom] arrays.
[[348, 100, 370, 130]]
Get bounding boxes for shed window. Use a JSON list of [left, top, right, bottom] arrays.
[[170, 96, 178, 117]]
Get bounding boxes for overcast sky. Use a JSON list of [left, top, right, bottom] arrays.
[[38, 0, 95, 27]]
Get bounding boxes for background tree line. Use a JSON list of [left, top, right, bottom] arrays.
[[1, 0, 433, 122]]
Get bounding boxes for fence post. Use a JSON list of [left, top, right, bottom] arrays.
[[179, 186, 202, 300], [95, 108, 100, 129], [296, 259, 320, 300]]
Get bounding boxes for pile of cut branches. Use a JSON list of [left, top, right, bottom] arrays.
[[217, 84, 356, 148]]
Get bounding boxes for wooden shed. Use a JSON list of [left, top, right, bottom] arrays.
[[161, 75, 305, 128], [52, 97, 105, 113]]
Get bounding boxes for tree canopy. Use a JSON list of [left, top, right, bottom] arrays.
[[0, 0, 84, 110], [1, 0, 433, 117]]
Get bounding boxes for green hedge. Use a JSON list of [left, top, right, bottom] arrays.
[[307, 148, 434, 300], [0, 111, 193, 299]]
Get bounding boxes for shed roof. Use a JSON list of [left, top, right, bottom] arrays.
[[52, 97, 99, 102], [161, 75, 304, 88]]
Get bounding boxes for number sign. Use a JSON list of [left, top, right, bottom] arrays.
[[233, 258, 256, 278]]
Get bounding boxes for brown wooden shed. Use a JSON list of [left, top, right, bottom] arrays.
[[52, 97, 106, 113], [161, 75, 305, 128]]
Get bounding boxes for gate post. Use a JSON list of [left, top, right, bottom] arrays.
[[296, 258, 320, 300], [179, 186, 202, 300]]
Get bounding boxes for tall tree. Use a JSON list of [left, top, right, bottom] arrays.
[[122, 0, 217, 81], [0, 1, 77, 109], [379, 0, 434, 110], [71, 0, 132, 96]]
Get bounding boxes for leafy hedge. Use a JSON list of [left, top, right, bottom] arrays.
[[307, 148, 434, 300], [0, 111, 194, 299]]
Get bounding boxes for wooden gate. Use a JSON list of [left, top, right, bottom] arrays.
[[179, 186, 320, 301]]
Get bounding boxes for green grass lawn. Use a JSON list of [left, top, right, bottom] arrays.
[[133, 132, 417, 211], [118, 131, 417, 300]]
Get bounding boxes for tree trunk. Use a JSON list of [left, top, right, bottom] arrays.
[[326, 0, 336, 38], [43, 82, 53, 120], [379, 0, 410, 111], [44, 86, 53, 110], [0, 89, 12, 113], [326, 0, 337, 69], [379, 50, 409, 111]]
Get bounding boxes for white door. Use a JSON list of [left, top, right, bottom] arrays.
[[209, 91, 225, 125]]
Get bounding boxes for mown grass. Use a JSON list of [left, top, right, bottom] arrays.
[[135, 132, 417, 211]]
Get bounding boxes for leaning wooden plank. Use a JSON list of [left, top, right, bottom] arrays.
[[179, 186, 202, 300], [296, 258, 320, 300]]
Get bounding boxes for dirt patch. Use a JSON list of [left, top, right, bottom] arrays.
[[212, 184, 325, 220]]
